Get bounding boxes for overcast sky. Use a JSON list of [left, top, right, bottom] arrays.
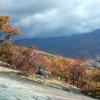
[[0, 0, 100, 38]]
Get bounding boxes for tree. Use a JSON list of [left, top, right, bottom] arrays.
[[0, 16, 21, 68], [67, 59, 87, 87], [91, 70, 100, 82], [31, 54, 50, 71], [12, 48, 34, 76], [0, 16, 21, 44]]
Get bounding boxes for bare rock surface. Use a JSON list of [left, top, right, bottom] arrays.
[[0, 73, 97, 100]]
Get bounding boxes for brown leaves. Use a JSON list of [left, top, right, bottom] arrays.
[[0, 16, 10, 27], [0, 16, 21, 43]]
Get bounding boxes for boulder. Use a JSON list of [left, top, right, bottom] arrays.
[[36, 70, 52, 78]]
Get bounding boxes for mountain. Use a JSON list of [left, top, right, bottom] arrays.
[[15, 30, 100, 58]]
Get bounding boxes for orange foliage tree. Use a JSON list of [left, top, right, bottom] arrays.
[[67, 60, 87, 87], [0, 16, 21, 43]]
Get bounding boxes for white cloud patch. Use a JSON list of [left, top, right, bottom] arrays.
[[20, 9, 57, 26], [0, 0, 100, 38]]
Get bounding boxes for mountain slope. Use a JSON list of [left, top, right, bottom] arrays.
[[15, 30, 100, 58], [0, 67, 96, 100]]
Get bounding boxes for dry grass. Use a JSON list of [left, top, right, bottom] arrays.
[[0, 66, 20, 73], [21, 75, 80, 92]]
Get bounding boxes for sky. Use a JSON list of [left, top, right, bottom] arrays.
[[0, 0, 100, 38]]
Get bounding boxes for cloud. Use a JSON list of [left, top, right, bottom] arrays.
[[0, 0, 100, 38]]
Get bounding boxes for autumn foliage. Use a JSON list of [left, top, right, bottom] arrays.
[[0, 16, 99, 99], [0, 43, 99, 88], [0, 16, 21, 43]]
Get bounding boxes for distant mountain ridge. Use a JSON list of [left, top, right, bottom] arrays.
[[15, 30, 100, 58]]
